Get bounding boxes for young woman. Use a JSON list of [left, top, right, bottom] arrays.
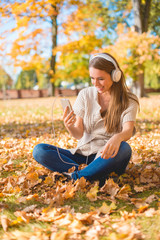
[[33, 53, 139, 186]]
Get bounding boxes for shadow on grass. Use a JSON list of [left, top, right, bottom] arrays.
[[0, 119, 65, 139], [1, 118, 160, 140]]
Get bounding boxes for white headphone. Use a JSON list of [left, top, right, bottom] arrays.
[[89, 53, 122, 82]]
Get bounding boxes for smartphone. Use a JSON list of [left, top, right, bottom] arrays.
[[60, 98, 73, 114]]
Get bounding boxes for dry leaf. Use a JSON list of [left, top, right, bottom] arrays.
[[86, 184, 99, 201], [14, 211, 30, 223], [50, 231, 68, 240], [100, 178, 119, 198], [98, 202, 117, 214], [1, 215, 10, 231], [75, 212, 94, 225], [116, 184, 131, 200]]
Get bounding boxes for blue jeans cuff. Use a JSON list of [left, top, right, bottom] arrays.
[[71, 171, 79, 180]]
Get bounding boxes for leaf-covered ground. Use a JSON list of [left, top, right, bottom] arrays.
[[0, 94, 160, 240]]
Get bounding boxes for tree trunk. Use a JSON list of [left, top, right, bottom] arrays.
[[132, 0, 151, 97], [49, 5, 58, 96], [132, 0, 142, 33], [141, 0, 151, 32], [2, 84, 6, 100], [131, 72, 145, 98]]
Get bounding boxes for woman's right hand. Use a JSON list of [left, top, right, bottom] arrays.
[[63, 106, 76, 129]]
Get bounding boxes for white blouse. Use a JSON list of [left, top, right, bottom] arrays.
[[69, 86, 138, 158]]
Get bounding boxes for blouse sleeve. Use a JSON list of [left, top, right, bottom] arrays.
[[121, 98, 139, 125], [73, 89, 85, 119]]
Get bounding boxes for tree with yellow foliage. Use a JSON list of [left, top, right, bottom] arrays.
[[0, 66, 13, 90], [100, 0, 160, 96], [0, 0, 83, 94], [101, 27, 160, 94]]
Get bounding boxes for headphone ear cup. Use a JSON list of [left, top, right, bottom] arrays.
[[112, 69, 122, 82]]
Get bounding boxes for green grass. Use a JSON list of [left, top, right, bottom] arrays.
[[135, 215, 160, 240], [0, 96, 160, 239]]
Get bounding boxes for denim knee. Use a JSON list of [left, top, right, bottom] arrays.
[[121, 141, 132, 161], [32, 143, 47, 164], [114, 141, 132, 174]]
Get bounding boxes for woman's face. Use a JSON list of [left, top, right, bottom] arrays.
[[89, 67, 113, 94]]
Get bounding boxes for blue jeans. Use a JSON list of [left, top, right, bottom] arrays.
[[33, 142, 132, 185]]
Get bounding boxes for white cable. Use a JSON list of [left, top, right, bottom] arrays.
[[51, 95, 79, 167], [86, 155, 89, 165]]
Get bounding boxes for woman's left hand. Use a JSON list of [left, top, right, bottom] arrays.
[[101, 122, 134, 159], [101, 134, 122, 159]]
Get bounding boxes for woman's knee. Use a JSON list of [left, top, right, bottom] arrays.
[[32, 143, 48, 163], [115, 141, 132, 175], [120, 141, 132, 159]]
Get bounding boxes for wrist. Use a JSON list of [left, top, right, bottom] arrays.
[[114, 133, 123, 142]]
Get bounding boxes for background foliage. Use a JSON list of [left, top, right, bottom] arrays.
[[0, 0, 160, 92]]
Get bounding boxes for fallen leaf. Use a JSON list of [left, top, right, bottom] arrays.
[[14, 211, 30, 223], [138, 205, 148, 213], [98, 202, 117, 214], [116, 184, 131, 200], [145, 194, 158, 204], [86, 184, 99, 201], [22, 204, 37, 213], [143, 208, 156, 217], [100, 178, 119, 198], [69, 219, 88, 233], [131, 198, 148, 208], [50, 231, 68, 240], [134, 185, 144, 192], [1, 215, 10, 231], [75, 212, 94, 224]]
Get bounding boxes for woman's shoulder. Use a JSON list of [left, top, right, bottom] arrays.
[[127, 91, 139, 105], [78, 86, 97, 97]]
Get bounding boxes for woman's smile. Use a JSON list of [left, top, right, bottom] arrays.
[[89, 67, 113, 94]]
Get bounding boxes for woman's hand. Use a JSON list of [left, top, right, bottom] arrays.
[[62, 107, 84, 139], [101, 134, 122, 159], [101, 121, 135, 160], [63, 106, 76, 129]]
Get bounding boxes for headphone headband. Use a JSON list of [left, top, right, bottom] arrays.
[[89, 53, 122, 82], [90, 53, 119, 70]]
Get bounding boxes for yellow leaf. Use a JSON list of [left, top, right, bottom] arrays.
[[11, 216, 24, 226], [98, 202, 117, 214], [14, 211, 30, 223], [63, 184, 75, 199], [44, 176, 53, 185], [86, 184, 99, 201], [138, 205, 148, 213], [26, 172, 39, 182], [26, 193, 39, 201], [0, 193, 4, 198]]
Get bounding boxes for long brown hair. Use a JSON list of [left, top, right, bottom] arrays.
[[89, 53, 138, 133]]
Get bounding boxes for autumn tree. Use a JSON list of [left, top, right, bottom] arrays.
[[53, 0, 160, 95], [0, 66, 13, 100], [101, 28, 160, 95], [0, 66, 13, 90], [15, 69, 38, 89], [53, 0, 109, 84], [1, 0, 159, 97], [104, 0, 160, 35], [101, 0, 160, 97], [145, 61, 160, 89], [0, 0, 82, 95]]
